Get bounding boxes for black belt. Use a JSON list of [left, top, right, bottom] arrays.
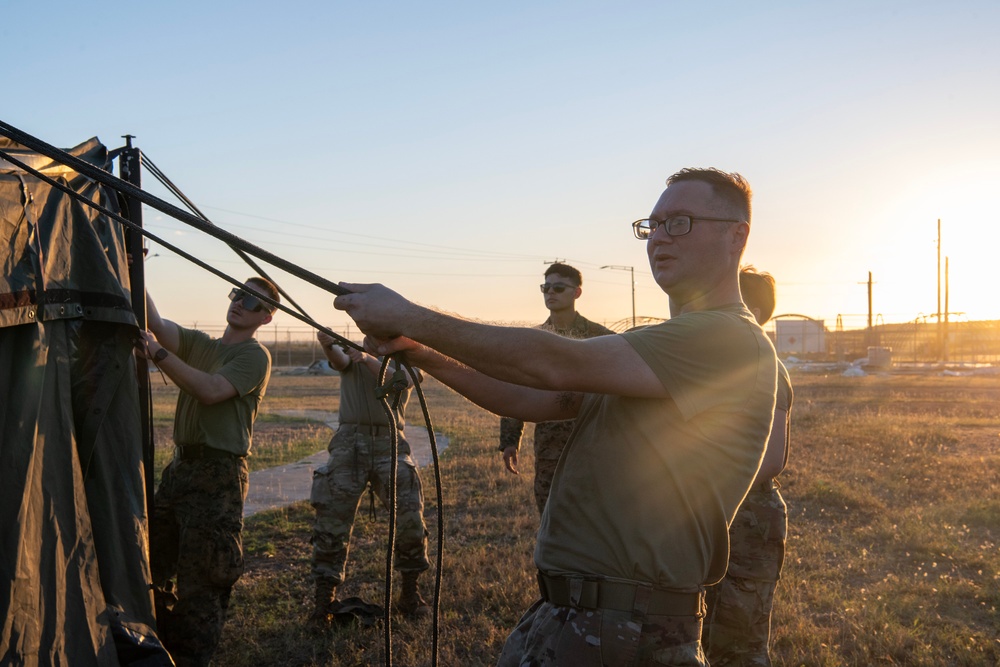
[[177, 444, 242, 461], [537, 572, 705, 617], [339, 423, 401, 437]]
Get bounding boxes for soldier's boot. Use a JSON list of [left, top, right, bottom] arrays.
[[308, 576, 338, 625], [396, 571, 432, 618]]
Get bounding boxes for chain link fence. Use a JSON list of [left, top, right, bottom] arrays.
[[769, 316, 1000, 365], [189, 318, 1000, 368]]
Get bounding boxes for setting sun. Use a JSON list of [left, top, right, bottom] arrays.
[[878, 160, 1000, 323]]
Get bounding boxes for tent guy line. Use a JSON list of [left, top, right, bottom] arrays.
[[0, 138, 362, 352], [0, 120, 353, 295], [137, 146, 313, 320]]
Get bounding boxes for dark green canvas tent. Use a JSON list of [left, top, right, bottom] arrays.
[[0, 137, 170, 665]]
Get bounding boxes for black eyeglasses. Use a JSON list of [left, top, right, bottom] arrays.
[[540, 283, 576, 294], [228, 287, 275, 313], [632, 215, 742, 240]]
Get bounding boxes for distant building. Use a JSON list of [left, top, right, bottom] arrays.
[[775, 318, 826, 355]]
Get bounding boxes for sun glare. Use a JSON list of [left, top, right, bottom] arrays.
[[880, 162, 1000, 322]]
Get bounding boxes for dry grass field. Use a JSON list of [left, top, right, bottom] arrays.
[[153, 371, 1000, 666]]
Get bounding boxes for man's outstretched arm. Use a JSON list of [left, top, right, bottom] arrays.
[[336, 283, 667, 399], [370, 338, 585, 424]]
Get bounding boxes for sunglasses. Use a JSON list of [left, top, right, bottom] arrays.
[[540, 283, 575, 294], [228, 287, 275, 313]]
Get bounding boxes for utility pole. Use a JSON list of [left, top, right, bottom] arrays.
[[867, 271, 873, 334], [936, 218, 943, 359], [601, 265, 636, 328], [835, 314, 845, 362], [944, 256, 950, 362], [858, 271, 875, 348]]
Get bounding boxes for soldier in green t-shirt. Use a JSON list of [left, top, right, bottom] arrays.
[[308, 330, 431, 625], [138, 277, 277, 667], [334, 168, 778, 667]]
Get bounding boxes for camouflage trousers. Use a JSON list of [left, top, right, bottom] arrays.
[[497, 600, 707, 667], [310, 427, 430, 584], [702, 481, 787, 667], [150, 455, 249, 667]]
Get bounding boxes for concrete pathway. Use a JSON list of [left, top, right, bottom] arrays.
[[243, 412, 448, 518]]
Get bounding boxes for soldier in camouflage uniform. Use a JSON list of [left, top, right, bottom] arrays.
[[141, 278, 278, 667], [702, 267, 794, 666], [499, 263, 613, 514], [309, 330, 430, 623]]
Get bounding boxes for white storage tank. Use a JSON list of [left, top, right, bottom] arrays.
[[775, 319, 826, 355]]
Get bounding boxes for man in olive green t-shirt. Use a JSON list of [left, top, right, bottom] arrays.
[[308, 331, 430, 624], [138, 277, 277, 667], [334, 168, 778, 667]]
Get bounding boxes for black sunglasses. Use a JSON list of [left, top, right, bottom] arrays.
[[228, 287, 275, 313], [540, 283, 575, 294]]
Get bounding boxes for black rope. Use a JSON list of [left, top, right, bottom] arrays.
[[405, 361, 444, 666], [0, 145, 363, 352], [138, 150, 209, 219], [375, 355, 399, 667], [371, 354, 444, 667]]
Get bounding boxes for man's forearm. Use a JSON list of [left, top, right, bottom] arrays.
[[155, 352, 237, 405], [408, 345, 579, 423], [399, 306, 580, 391], [145, 293, 181, 352], [320, 340, 350, 370], [339, 288, 566, 388]]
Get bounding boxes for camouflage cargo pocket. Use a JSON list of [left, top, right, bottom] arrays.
[[207, 527, 245, 588], [311, 464, 333, 509]]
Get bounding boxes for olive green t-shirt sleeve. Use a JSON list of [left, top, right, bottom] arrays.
[[622, 309, 775, 422], [215, 345, 270, 397]]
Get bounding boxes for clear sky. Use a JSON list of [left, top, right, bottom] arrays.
[[5, 1, 998, 337]]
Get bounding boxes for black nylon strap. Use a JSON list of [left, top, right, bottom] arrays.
[[537, 572, 705, 617]]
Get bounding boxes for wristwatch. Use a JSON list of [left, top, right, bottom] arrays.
[[153, 348, 169, 363]]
